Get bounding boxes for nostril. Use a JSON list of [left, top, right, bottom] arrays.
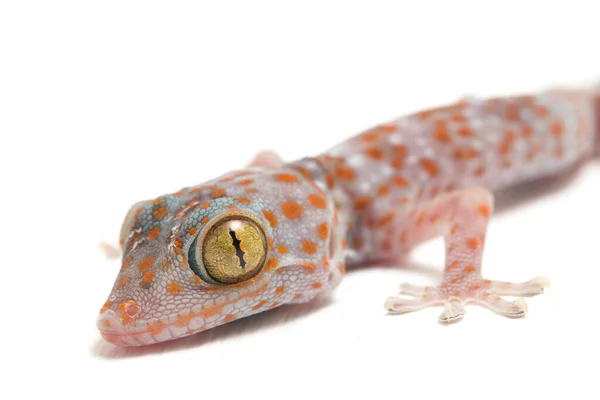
[[122, 301, 140, 318]]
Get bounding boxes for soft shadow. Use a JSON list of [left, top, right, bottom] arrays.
[[90, 296, 333, 359], [493, 163, 584, 214]]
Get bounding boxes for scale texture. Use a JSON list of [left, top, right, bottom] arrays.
[[98, 87, 599, 346]]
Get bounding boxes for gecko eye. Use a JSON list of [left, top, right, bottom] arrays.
[[195, 215, 268, 284]]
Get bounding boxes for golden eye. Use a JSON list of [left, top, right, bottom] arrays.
[[199, 216, 267, 284]]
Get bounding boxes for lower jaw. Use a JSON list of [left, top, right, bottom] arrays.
[[99, 323, 207, 346]]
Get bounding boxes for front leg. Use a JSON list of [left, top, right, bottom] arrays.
[[384, 187, 549, 323]]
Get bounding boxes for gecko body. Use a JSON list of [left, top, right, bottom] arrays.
[[98, 87, 599, 346]]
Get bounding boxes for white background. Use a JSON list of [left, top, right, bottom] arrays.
[[2, 1, 600, 399]]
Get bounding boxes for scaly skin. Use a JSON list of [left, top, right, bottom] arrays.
[[98, 87, 598, 346]]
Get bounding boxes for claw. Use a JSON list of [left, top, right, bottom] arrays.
[[438, 301, 465, 323], [477, 294, 528, 318]]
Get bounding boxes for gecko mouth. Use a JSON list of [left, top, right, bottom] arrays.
[[96, 309, 207, 346]]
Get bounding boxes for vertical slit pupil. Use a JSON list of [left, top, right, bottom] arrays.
[[229, 228, 246, 269]]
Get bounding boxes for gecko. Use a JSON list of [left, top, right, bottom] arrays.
[[98, 85, 599, 346]]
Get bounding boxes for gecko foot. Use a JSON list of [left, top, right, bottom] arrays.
[[384, 276, 549, 323]]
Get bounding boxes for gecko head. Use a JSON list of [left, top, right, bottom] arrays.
[[97, 167, 343, 346]]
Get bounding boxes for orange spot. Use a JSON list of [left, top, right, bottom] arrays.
[[341, 239, 347, 249], [265, 257, 279, 271], [550, 120, 564, 136], [467, 238, 481, 250], [478, 204, 490, 217], [239, 179, 254, 185], [377, 184, 390, 196], [245, 188, 258, 194], [354, 196, 371, 211], [224, 314, 236, 323], [325, 174, 335, 190], [275, 286, 285, 294], [474, 165, 486, 177], [308, 194, 326, 208], [390, 157, 404, 169], [121, 257, 132, 271], [212, 189, 225, 198], [141, 270, 155, 283], [534, 105, 549, 116], [450, 224, 459, 235], [451, 113, 467, 123], [504, 104, 519, 121], [392, 175, 409, 187], [200, 202, 210, 209], [302, 263, 317, 273], [377, 211, 396, 227], [188, 227, 197, 235], [201, 217, 209, 224], [202, 304, 224, 318], [365, 147, 384, 160], [392, 144, 408, 157], [282, 201, 303, 219], [166, 281, 183, 296], [100, 300, 110, 313], [302, 241, 317, 254], [252, 300, 268, 311], [275, 173, 298, 183], [379, 124, 397, 133], [138, 257, 155, 273], [522, 125, 534, 138], [293, 166, 312, 181], [278, 244, 288, 254], [333, 166, 356, 181], [261, 210, 278, 228], [103, 320, 112, 328], [360, 130, 380, 142], [312, 282, 323, 289], [453, 146, 478, 160], [235, 197, 252, 204], [152, 207, 167, 219], [420, 158, 438, 177], [447, 262, 460, 270], [338, 261, 346, 275], [464, 265, 476, 273], [317, 223, 329, 240], [457, 125, 473, 137], [145, 226, 159, 240], [434, 125, 452, 143]]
